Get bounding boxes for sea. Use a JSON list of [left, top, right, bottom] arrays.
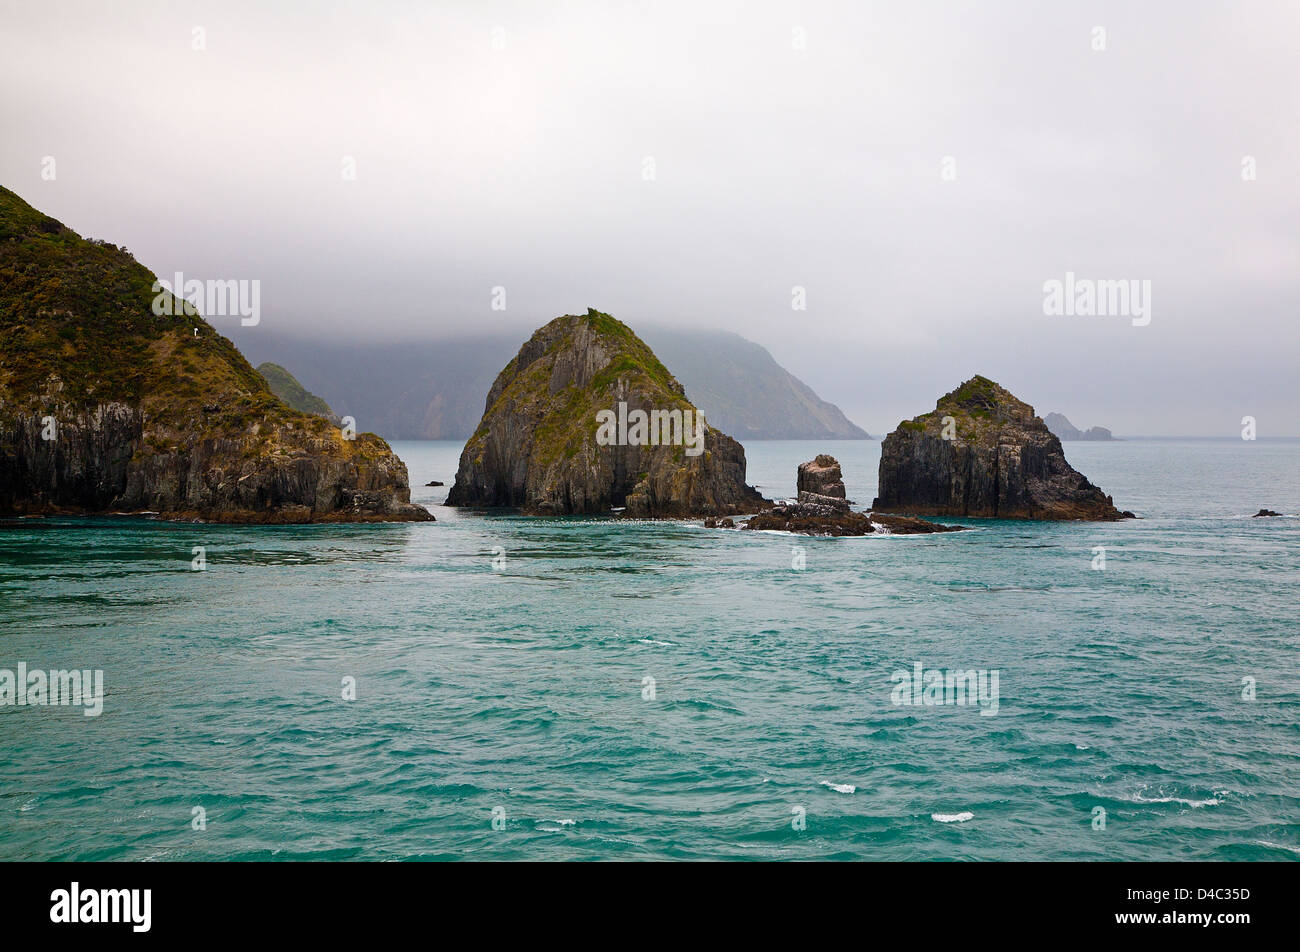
[[1, 438, 1297, 860]]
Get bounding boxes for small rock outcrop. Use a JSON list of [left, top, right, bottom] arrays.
[[1253, 508, 1281, 517], [873, 376, 1130, 521], [796, 454, 851, 510], [446, 310, 768, 517], [739, 455, 963, 536]]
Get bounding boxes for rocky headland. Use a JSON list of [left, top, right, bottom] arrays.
[[873, 376, 1133, 521], [446, 310, 768, 517], [0, 186, 430, 523]]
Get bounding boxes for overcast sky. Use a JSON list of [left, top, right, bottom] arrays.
[[2, 0, 1297, 435]]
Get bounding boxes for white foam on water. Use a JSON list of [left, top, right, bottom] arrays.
[[932, 811, 974, 823], [821, 781, 856, 794], [1127, 793, 1221, 808]]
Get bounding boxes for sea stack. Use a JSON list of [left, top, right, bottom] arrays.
[[741, 455, 963, 536], [797, 453, 850, 509], [0, 185, 431, 523], [446, 310, 768, 517], [873, 375, 1131, 521]]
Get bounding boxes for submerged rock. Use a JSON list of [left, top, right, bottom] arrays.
[[873, 376, 1130, 521], [446, 310, 768, 517], [0, 186, 431, 524]]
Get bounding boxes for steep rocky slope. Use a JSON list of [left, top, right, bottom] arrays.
[[638, 328, 869, 440], [256, 362, 339, 423], [0, 186, 429, 522], [446, 310, 767, 516], [873, 376, 1131, 521]]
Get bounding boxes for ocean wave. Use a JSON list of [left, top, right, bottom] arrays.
[[932, 811, 974, 823], [821, 781, 856, 794]]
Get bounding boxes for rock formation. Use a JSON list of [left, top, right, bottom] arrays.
[[739, 455, 962, 535], [1253, 508, 1281, 517], [446, 310, 768, 517], [0, 186, 430, 523], [873, 376, 1131, 521], [796, 453, 850, 509]]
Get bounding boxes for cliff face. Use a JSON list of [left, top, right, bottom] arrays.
[[446, 310, 768, 516], [873, 376, 1129, 521], [0, 186, 429, 523]]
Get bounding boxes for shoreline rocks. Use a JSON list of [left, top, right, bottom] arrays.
[[729, 455, 964, 536], [873, 376, 1133, 521]]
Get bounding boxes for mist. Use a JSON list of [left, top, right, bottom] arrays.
[[2, 0, 1296, 435]]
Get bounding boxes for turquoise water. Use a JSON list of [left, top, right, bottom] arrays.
[[1, 439, 1297, 861]]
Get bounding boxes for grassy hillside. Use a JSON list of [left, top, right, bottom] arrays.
[[256, 361, 336, 420], [0, 184, 425, 520]]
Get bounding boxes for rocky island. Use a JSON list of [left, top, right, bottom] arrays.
[[873, 376, 1133, 521], [1043, 412, 1117, 441], [0, 186, 430, 523], [446, 310, 768, 517]]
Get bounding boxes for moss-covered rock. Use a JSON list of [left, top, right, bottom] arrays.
[[446, 310, 767, 516], [873, 375, 1130, 521]]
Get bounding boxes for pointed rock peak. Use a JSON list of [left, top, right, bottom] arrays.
[[934, 375, 1035, 421], [447, 311, 767, 516]]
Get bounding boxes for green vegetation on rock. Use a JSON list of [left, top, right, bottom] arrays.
[[447, 309, 767, 516], [256, 362, 336, 420], [0, 185, 428, 522]]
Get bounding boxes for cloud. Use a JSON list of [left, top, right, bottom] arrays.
[[1, 0, 1296, 434]]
